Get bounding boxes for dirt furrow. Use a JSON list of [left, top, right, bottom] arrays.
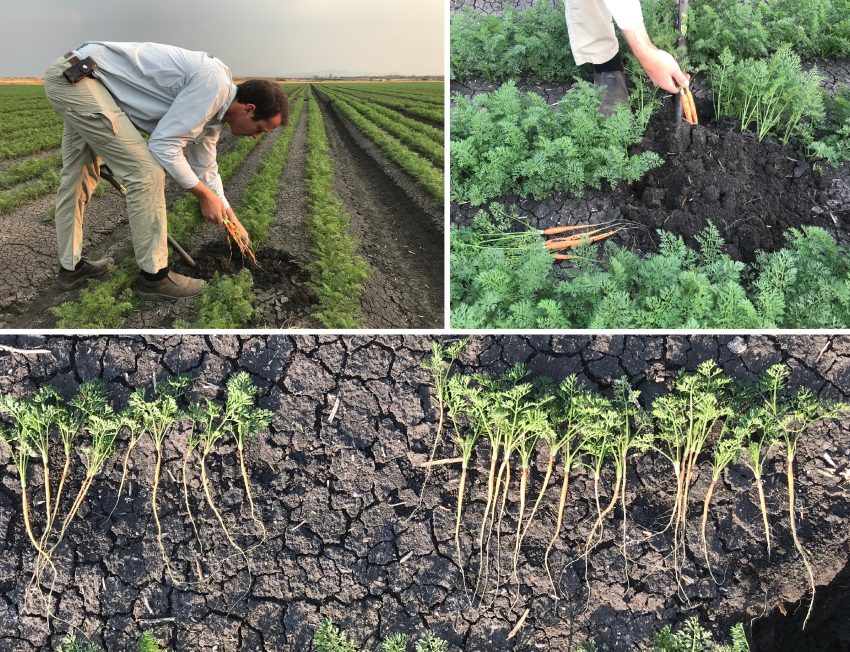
[[269, 93, 311, 266], [315, 91, 444, 329]]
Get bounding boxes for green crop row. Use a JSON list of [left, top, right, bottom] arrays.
[[0, 168, 60, 214], [173, 268, 259, 329], [451, 206, 850, 329], [451, 0, 578, 82], [304, 86, 370, 327], [237, 85, 306, 247], [322, 84, 445, 144], [0, 153, 61, 188], [317, 88, 444, 200], [320, 85, 444, 145], [51, 260, 137, 328], [451, 81, 661, 205], [0, 110, 62, 137], [319, 85, 443, 167], [328, 86, 443, 124], [330, 82, 443, 108], [0, 123, 63, 160], [451, 0, 850, 83]]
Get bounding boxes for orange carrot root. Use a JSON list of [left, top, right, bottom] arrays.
[[223, 219, 259, 266], [552, 254, 573, 261], [681, 88, 698, 125], [545, 229, 622, 251], [541, 222, 612, 236]]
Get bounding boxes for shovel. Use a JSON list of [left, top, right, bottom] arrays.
[[98, 164, 198, 269], [674, 0, 696, 125]]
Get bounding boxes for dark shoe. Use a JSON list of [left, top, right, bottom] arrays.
[[57, 257, 114, 290], [134, 271, 204, 300], [593, 70, 630, 116]]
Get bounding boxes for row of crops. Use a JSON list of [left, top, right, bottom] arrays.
[[0, 79, 444, 328], [450, 0, 850, 329]]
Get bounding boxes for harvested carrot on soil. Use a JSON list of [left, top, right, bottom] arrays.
[[545, 228, 623, 251]]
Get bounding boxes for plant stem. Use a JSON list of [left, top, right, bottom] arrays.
[[787, 453, 815, 629]]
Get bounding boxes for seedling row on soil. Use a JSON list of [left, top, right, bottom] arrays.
[[0, 79, 444, 329], [419, 342, 849, 629], [0, 371, 271, 622], [450, 0, 850, 328]]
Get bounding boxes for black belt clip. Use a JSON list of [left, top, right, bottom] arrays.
[[63, 54, 97, 84]]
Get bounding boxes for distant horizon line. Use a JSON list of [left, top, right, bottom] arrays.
[[0, 75, 446, 81]]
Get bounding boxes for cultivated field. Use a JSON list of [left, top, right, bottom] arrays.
[[0, 80, 444, 329], [450, 0, 850, 329]]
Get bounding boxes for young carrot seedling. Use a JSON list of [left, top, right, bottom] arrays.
[[700, 410, 752, 581], [223, 372, 273, 542], [651, 362, 732, 592], [107, 389, 147, 521], [442, 374, 478, 599], [609, 378, 654, 590], [468, 364, 524, 600], [543, 377, 602, 598], [413, 339, 467, 518], [758, 364, 849, 629], [0, 399, 56, 604], [130, 375, 191, 580]]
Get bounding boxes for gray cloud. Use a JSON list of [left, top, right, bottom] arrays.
[[2, 0, 444, 77]]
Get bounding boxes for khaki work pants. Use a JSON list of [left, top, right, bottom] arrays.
[[564, 0, 620, 66], [44, 55, 168, 274]]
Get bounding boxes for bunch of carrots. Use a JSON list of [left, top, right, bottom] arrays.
[[222, 217, 258, 266], [471, 221, 630, 263], [681, 87, 698, 125]]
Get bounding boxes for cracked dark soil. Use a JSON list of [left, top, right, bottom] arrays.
[[0, 335, 848, 651]]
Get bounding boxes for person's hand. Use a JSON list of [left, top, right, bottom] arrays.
[[639, 47, 691, 94], [622, 25, 690, 94], [198, 192, 227, 225]]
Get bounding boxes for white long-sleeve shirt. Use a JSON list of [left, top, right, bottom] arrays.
[[75, 41, 237, 208], [602, 0, 644, 31]]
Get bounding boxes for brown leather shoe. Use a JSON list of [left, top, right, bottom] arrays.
[[594, 70, 630, 116], [134, 271, 204, 300], [57, 257, 114, 290]]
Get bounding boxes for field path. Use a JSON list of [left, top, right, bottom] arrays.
[[316, 90, 444, 329], [270, 93, 312, 265]]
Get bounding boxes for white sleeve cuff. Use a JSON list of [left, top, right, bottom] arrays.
[[602, 0, 644, 31]]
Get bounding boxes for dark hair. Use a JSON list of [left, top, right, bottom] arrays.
[[235, 79, 289, 124]]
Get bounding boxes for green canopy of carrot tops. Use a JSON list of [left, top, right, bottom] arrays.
[[451, 205, 850, 329], [450, 82, 661, 206]]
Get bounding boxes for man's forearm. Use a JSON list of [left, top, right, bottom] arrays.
[[620, 24, 655, 67]]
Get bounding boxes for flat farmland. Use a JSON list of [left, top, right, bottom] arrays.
[[0, 80, 444, 329]]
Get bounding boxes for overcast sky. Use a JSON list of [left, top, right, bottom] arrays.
[[1, 0, 444, 77]]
